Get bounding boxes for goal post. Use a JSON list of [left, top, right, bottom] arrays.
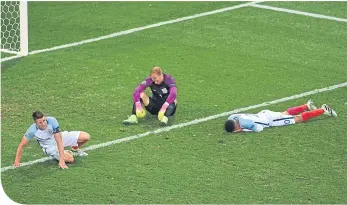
[[1, 1, 28, 62]]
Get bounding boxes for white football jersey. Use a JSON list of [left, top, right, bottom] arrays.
[[228, 113, 269, 132], [24, 117, 60, 149], [228, 110, 295, 132]]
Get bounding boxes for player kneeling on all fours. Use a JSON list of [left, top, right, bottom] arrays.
[[225, 100, 337, 133], [13, 111, 90, 169], [123, 66, 178, 125]]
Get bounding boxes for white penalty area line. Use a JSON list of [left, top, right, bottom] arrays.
[[2, 81, 347, 173], [0, 1, 259, 63], [251, 4, 347, 23], [3, 1, 346, 63], [28, 1, 260, 56]]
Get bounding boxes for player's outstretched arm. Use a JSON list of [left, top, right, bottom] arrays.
[[13, 136, 29, 167], [54, 132, 68, 169]]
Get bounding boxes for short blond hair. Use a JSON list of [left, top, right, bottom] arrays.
[[151, 66, 163, 75]]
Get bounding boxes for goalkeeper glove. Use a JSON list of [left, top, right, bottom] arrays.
[[135, 102, 146, 118], [158, 102, 169, 121]]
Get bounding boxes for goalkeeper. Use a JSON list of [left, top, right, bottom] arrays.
[[123, 66, 177, 125]]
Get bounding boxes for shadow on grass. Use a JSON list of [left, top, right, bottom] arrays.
[[1, 57, 24, 73]]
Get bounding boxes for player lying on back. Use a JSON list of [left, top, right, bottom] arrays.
[[123, 66, 177, 125], [14, 111, 90, 169], [225, 100, 337, 133]]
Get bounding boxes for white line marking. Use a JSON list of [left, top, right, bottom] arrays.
[[251, 4, 347, 22], [0, 54, 23, 63], [27, 2, 259, 56], [2, 81, 346, 172]]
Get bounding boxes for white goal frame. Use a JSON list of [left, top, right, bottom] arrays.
[[1, 1, 28, 62]]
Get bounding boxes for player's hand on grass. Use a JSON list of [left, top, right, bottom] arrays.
[[59, 160, 68, 169], [13, 161, 21, 168], [158, 103, 169, 121]]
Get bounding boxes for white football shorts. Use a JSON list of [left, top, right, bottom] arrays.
[[258, 110, 295, 127], [44, 131, 80, 160]]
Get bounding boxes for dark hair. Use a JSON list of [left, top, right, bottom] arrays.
[[225, 120, 236, 132], [32, 111, 45, 121]]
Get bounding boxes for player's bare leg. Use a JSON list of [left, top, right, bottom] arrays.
[[63, 150, 75, 163], [71, 132, 90, 156], [140, 92, 150, 106], [76, 132, 90, 147], [293, 115, 304, 123]]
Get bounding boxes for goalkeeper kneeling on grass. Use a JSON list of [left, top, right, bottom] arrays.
[[123, 66, 177, 126]]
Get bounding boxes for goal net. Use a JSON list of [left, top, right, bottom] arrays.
[[1, 1, 28, 62]]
